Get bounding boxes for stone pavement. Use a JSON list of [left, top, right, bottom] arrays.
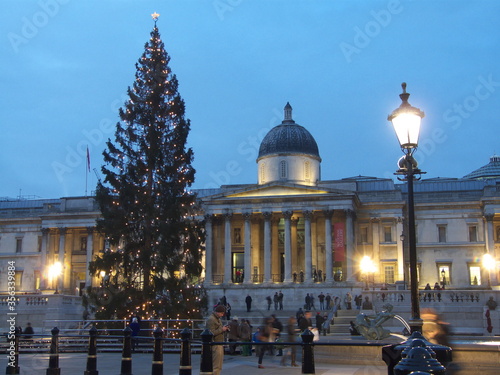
[[1, 351, 387, 375]]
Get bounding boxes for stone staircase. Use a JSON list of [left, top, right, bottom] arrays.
[[329, 308, 359, 336]]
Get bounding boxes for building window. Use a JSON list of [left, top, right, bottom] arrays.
[[437, 264, 451, 287], [233, 228, 242, 244], [304, 161, 310, 181], [496, 226, 500, 242], [468, 264, 481, 285], [406, 263, 421, 283], [80, 236, 87, 252], [359, 227, 368, 244], [260, 164, 266, 183], [15, 271, 23, 289], [280, 160, 287, 179], [384, 264, 395, 284], [468, 225, 478, 242], [438, 225, 447, 243], [16, 238, 22, 253], [38, 236, 42, 252], [34, 270, 41, 290], [383, 226, 392, 242]]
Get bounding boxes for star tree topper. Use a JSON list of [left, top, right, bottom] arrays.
[[151, 12, 160, 21]]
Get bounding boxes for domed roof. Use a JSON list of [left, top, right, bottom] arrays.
[[258, 103, 321, 160], [463, 155, 500, 180]]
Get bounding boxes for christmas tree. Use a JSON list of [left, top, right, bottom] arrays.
[[86, 13, 207, 323]]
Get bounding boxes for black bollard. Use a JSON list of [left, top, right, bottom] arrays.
[[151, 327, 163, 375], [179, 328, 192, 375], [394, 342, 445, 375], [46, 327, 60, 375], [382, 331, 451, 375], [301, 329, 315, 375], [5, 327, 20, 375], [199, 329, 213, 375], [84, 326, 98, 375], [120, 326, 133, 375]]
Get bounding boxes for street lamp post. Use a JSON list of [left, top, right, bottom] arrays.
[[49, 262, 63, 294], [388, 83, 425, 333], [360, 255, 376, 291], [483, 253, 494, 289]]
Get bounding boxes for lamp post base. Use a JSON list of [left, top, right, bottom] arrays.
[[408, 318, 423, 333]]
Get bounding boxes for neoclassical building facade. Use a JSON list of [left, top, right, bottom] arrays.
[[1, 104, 499, 302], [198, 104, 500, 295]]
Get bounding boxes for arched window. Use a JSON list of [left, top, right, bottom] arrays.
[[260, 163, 266, 183], [280, 160, 287, 179], [304, 161, 310, 181]]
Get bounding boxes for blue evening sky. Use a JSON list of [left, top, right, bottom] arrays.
[[1, 0, 499, 199]]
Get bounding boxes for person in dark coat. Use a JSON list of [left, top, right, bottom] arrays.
[[245, 294, 252, 312], [299, 311, 313, 332], [129, 316, 141, 350], [23, 323, 34, 340]]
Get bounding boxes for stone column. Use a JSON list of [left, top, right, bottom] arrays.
[[204, 215, 213, 285], [243, 212, 252, 284], [85, 227, 94, 287], [323, 210, 334, 283], [40, 228, 50, 289], [396, 217, 405, 282], [283, 210, 293, 283], [371, 218, 380, 283], [224, 213, 232, 284], [271, 218, 280, 282], [484, 214, 498, 285], [345, 210, 356, 281], [263, 212, 272, 283], [57, 227, 66, 293], [304, 210, 313, 283]]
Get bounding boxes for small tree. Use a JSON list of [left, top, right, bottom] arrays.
[[86, 15, 207, 322]]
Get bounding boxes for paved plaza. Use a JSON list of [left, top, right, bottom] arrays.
[[1, 351, 387, 375]]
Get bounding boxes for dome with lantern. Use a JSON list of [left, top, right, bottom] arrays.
[[463, 155, 500, 180], [257, 103, 321, 186]]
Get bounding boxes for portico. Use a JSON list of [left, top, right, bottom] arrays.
[[202, 189, 357, 286]]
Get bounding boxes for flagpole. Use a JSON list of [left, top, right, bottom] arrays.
[[85, 146, 90, 196]]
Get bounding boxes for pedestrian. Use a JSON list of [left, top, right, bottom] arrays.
[[318, 292, 325, 310], [257, 317, 275, 369], [206, 305, 230, 375], [273, 292, 279, 310], [280, 316, 299, 367], [266, 295, 272, 310], [252, 327, 262, 357], [129, 316, 141, 350], [238, 319, 252, 356], [245, 294, 252, 312], [23, 322, 34, 340], [362, 296, 373, 310], [278, 290, 284, 310], [296, 307, 304, 324], [310, 295, 316, 310], [272, 314, 283, 356], [225, 302, 232, 320], [305, 293, 311, 310], [315, 312, 324, 333], [299, 310, 313, 332], [355, 294, 362, 310], [345, 292, 352, 309], [322, 314, 330, 335], [228, 317, 240, 355], [318, 269, 323, 282], [325, 293, 332, 310]]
